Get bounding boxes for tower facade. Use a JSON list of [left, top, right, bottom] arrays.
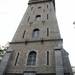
[[0, 0, 73, 75]]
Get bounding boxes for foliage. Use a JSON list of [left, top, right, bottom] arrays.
[[72, 66, 75, 75], [0, 43, 9, 62]]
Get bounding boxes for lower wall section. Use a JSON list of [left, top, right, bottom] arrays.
[[5, 72, 72, 75], [6, 73, 56, 75]]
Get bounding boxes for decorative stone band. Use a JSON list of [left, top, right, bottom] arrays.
[[36, 73, 56, 75], [23, 71, 36, 73], [6, 72, 23, 75], [54, 47, 64, 75], [6, 50, 13, 53], [9, 39, 63, 45], [54, 47, 61, 50], [28, 0, 52, 4]]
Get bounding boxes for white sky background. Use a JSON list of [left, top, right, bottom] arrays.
[[0, 0, 75, 66]]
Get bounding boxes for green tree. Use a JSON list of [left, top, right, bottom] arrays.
[[72, 66, 75, 75], [0, 43, 9, 63]]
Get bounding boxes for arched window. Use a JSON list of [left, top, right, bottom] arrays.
[[32, 29, 39, 38], [27, 51, 37, 66], [35, 15, 41, 21]]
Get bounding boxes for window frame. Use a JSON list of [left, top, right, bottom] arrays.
[[32, 29, 39, 38], [26, 51, 37, 66], [35, 15, 41, 21]]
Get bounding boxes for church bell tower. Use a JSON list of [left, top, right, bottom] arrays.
[[0, 0, 73, 75]]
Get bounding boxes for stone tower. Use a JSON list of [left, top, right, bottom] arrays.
[[0, 0, 73, 75]]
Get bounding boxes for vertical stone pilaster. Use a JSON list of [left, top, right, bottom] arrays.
[[0, 47, 13, 75], [54, 47, 64, 75]]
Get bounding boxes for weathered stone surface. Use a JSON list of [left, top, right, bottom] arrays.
[[0, 0, 73, 75]]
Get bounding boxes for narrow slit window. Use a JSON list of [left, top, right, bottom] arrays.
[[47, 5, 48, 8], [47, 14, 48, 19], [31, 7, 33, 10], [47, 28, 49, 36], [22, 30, 26, 38], [47, 51, 49, 65], [14, 52, 20, 66], [28, 16, 30, 22]]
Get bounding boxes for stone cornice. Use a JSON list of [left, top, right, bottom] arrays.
[[9, 39, 63, 45], [28, 0, 55, 10], [28, 0, 52, 4]]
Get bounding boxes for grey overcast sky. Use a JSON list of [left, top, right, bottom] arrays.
[[0, 0, 75, 66]]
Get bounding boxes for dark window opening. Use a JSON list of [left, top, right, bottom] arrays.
[[28, 16, 30, 22], [47, 51, 49, 65], [31, 7, 33, 10], [47, 5, 48, 8], [22, 30, 26, 38], [38, 7, 41, 9], [14, 52, 20, 66], [47, 14, 48, 19], [47, 28, 49, 36]]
